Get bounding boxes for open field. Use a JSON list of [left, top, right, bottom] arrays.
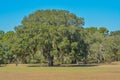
[[0, 63, 120, 80]]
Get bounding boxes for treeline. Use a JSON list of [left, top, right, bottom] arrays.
[[0, 10, 120, 66]]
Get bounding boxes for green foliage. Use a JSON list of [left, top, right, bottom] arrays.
[[98, 27, 109, 35], [22, 10, 84, 27], [0, 10, 120, 66]]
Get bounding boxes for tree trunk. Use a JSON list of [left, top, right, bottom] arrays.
[[71, 58, 77, 64], [84, 59, 87, 64], [48, 55, 54, 66], [84, 54, 88, 64], [15, 58, 19, 66]]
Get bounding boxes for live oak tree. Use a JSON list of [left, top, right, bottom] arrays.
[[14, 10, 85, 66]]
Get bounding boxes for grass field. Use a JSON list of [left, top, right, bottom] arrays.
[[0, 64, 120, 80]]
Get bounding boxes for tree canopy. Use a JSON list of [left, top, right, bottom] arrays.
[[0, 10, 120, 66]]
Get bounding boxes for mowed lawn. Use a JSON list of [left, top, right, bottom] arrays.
[[0, 64, 120, 80]]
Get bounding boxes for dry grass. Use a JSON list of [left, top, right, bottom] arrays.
[[0, 71, 120, 80], [0, 62, 120, 80]]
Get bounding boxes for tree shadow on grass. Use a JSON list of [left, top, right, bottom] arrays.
[[0, 64, 6, 67], [27, 64, 99, 67]]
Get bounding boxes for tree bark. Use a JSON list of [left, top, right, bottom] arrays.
[[48, 55, 54, 66]]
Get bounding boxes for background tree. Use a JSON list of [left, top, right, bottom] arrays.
[[110, 30, 120, 61]]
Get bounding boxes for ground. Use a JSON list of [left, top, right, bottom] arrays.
[[0, 63, 120, 80]]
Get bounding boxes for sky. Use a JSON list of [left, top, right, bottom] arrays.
[[0, 0, 120, 32]]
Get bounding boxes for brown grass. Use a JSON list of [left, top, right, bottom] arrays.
[[0, 62, 120, 80], [0, 71, 120, 80]]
